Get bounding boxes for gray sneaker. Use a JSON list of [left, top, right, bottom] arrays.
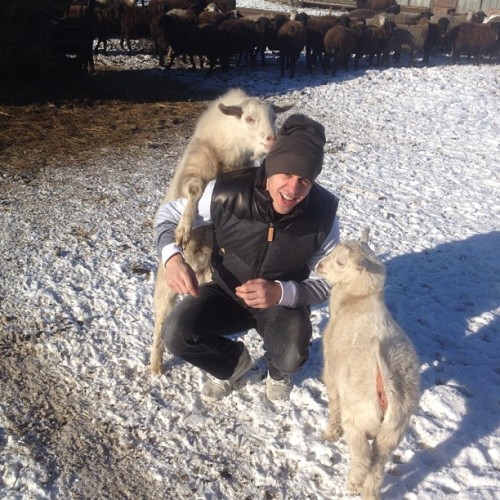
[[266, 373, 293, 401], [201, 347, 252, 403]]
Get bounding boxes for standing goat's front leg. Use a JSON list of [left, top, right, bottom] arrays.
[[175, 178, 206, 248], [323, 387, 343, 441], [322, 358, 343, 441]]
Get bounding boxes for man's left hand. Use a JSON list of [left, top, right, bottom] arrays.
[[235, 279, 281, 308]]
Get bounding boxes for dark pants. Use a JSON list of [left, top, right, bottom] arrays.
[[163, 282, 313, 380]]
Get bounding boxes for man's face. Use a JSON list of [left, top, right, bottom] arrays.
[[266, 173, 312, 214]]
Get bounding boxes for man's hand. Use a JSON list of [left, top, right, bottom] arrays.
[[165, 253, 199, 297], [235, 279, 281, 308]]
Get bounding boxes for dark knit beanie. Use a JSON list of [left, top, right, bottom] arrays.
[[265, 114, 326, 183]]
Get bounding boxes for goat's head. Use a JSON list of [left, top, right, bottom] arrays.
[[218, 97, 294, 159], [317, 227, 386, 297]]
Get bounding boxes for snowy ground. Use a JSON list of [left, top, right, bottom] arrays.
[[1, 1, 500, 498]]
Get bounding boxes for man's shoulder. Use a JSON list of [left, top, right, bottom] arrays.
[[311, 182, 339, 208], [217, 167, 258, 183], [212, 167, 260, 211]]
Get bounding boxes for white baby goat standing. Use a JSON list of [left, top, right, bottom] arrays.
[[317, 228, 420, 500], [150, 88, 293, 374]]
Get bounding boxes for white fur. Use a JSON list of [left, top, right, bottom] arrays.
[[150, 88, 293, 374], [317, 228, 420, 500], [484, 14, 500, 23]]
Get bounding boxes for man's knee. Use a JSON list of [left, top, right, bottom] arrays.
[[272, 343, 309, 374], [163, 311, 191, 357], [264, 312, 312, 374]]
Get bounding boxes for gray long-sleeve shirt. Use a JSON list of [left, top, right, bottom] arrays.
[[155, 180, 340, 308]]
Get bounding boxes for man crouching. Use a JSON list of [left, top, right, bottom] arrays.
[[155, 114, 340, 403]]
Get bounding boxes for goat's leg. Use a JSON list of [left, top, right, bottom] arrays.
[[150, 232, 212, 374], [322, 53, 330, 74], [343, 426, 372, 496], [323, 386, 343, 441], [175, 177, 206, 248], [280, 53, 286, 77], [150, 263, 178, 374], [362, 424, 406, 500]]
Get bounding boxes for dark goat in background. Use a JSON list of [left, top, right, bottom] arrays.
[[51, 0, 97, 73]]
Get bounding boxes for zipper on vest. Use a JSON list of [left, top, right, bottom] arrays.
[[253, 223, 274, 278], [267, 223, 275, 242], [252, 204, 276, 278]]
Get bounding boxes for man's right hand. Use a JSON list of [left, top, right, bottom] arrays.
[[164, 253, 199, 297]]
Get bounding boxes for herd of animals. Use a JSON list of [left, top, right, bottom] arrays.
[[57, 0, 500, 76]]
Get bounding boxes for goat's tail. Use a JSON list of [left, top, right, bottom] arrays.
[[372, 335, 420, 431]]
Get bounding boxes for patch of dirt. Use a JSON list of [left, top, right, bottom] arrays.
[[0, 66, 214, 177], [0, 345, 162, 497]]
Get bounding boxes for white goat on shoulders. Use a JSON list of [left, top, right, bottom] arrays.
[[150, 87, 294, 374], [317, 228, 420, 500]]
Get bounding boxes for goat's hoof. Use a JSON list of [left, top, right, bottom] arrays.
[[150, 356, 165, 375], [323, 426, 342, 441], [150, 364, 164, 375], [346, 479, 362, 495], [323, 419, 343, 441]]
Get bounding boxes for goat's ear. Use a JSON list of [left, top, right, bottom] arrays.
[[335, 246, 350, 267], [364, 256, 386, 276], [218, 103, 243, 118], [360, 227, 370, 244], [273, 102, 295, 114]]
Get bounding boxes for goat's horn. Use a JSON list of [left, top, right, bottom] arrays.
[[360, 227, 370, 244]]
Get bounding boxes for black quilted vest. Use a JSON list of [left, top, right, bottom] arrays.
[[210, 164, 339, 300]]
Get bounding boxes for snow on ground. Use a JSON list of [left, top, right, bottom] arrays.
[[1, 1, 499, 498]]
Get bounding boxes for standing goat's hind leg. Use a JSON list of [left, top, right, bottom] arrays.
[[150, 264, 178, 374], [362, 424, 406, 500]]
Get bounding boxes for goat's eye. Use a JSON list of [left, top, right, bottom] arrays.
[[245, 116, 255, 123]]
